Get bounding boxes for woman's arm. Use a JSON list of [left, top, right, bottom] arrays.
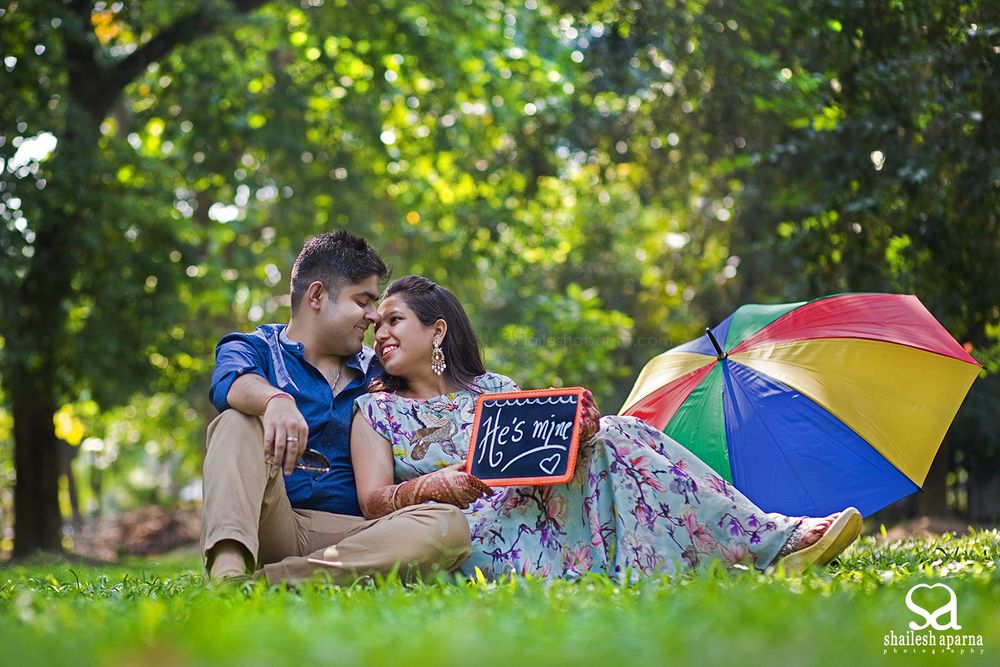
[[350, 413, 494, 519], [350, 413, 398, 519]]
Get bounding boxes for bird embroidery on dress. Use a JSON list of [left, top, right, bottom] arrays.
[[409, 407, 459, 460]]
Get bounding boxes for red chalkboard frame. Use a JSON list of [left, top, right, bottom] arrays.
[[465, 387, 585, 487]]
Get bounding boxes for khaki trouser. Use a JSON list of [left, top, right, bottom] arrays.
[[201, 410, 471, 584]]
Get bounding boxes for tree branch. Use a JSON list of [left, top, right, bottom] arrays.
[[103, 6, 212, 94], [67, 0, 93, 18], [89, 0, 269, 119]]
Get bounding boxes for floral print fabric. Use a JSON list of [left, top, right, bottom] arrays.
[[355, 373, 801, 580]]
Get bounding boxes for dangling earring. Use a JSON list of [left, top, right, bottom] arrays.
[[431, 339, 447, 375]]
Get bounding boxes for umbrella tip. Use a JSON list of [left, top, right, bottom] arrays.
[[705, 327, 727, 360]]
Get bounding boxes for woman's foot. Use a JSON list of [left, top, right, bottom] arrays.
[[793, 514, 839, 550], [777, 507, 862, 573]]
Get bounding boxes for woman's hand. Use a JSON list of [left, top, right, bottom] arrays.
[[579, 389, 601, 443], [398, 462, 493, 509], [362, 463, 493, 518]]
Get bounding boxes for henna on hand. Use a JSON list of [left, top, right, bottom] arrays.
[[579, 389, 602, 442], [362, 485, 399, 519], [362, 464, 493, 519], [398, 464, 493, 509]]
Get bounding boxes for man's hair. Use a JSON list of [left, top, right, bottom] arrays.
[[289, 231, 390, 311]]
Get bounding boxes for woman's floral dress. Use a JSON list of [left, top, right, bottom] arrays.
[[355, 373, 802, 580]]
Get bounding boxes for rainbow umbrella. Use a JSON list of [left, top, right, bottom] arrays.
[[619, 293, 980, 517]]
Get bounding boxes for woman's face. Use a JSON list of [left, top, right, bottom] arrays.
[[374, 294, 441, 378]]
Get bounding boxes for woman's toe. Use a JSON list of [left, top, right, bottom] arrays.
[[797, 513, 839, 550]]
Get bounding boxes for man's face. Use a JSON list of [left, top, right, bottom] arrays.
[[317, 274, 381, 357]]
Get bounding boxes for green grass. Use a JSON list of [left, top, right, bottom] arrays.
[[1, 530, 998, 666]]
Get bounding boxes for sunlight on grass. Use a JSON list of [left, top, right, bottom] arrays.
[[1, 530, 997, 666]]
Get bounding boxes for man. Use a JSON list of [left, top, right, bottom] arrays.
[[202, 231, 471, 584]]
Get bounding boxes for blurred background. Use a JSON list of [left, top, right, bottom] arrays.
[[1, 0, 997, 560]]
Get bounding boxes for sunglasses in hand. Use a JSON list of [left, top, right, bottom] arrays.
[[295, 448, 332, 473]]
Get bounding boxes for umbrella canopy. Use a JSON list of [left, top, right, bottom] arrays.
[[619, 293, 980, 518]]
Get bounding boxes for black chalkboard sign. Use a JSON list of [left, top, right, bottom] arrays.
[[465, 387, 585, 486]]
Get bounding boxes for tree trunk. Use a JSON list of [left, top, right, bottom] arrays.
[[3, 0, 267, 556], [968, 463, 1000, 522], [6, 104, 95, 556], [90, 464, 103, 518], [10, 372, 64, 557], [916, 437, 952, 517], [63, 442, 82, 530]]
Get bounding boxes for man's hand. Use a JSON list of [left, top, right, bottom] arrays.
[[262, 395, 309, 475], [579, 389, 601, 443], [399, 462, 493, 509]]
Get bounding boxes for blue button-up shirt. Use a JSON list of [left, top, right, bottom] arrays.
[[209, 323, 382, 516]]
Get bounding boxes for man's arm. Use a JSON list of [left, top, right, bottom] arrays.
[[226, 372, 287, 414], [227, 373, 309, 475]]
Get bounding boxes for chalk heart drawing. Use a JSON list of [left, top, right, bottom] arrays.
[[539, 453, 562, 475], [906, 583, 962, 631]]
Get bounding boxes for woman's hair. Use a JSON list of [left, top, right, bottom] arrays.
[[369, 275, 486, 394]]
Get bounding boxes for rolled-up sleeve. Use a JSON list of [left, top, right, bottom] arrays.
[[209, 336, 266, 412]]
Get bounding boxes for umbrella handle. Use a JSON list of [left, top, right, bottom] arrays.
[[706, 327, 727, 360]]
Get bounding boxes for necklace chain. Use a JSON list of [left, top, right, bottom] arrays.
[[330, 363, 344, 396]]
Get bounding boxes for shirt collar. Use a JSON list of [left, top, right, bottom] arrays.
[[277, 325, 303, 351], [276, 324, 374, 374], [355, 346, 375, 374]]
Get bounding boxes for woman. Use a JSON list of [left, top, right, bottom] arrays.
[[350, 276, 862, 580]]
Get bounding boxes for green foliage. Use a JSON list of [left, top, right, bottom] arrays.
[[726, 0, 999, 332], [0, 530, 997, 665], [65, 393, 209, 512], [2, 0, 998, 544], [487, 282, 635, 398]]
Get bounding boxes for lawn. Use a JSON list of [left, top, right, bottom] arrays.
[[1, 529, 997, 666]]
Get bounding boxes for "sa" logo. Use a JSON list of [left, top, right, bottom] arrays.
[[905, 583, 962, 631]]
